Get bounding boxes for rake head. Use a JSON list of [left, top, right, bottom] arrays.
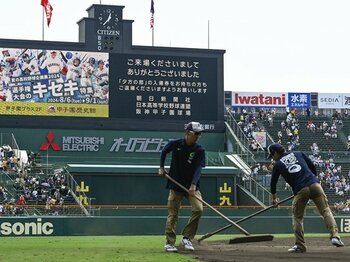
[[229, 234, 274, 244]]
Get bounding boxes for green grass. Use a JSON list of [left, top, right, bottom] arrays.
[[0, 234, 348, 262], [0, 236, 197, 262]]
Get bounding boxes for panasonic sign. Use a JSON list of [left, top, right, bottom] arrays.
[[0, 218, 54, 236]]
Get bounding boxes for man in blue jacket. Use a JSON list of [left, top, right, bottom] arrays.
[[268, 143, 344, 253], [158, 121, 205, 252]]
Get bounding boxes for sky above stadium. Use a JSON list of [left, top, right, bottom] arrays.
[[1, 0, 350, 94]]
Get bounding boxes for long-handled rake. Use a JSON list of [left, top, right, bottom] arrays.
[[198, 195, 294, 243], [164, 174, 275, 244]]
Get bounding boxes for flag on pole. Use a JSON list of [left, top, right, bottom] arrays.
[[150, 0, 155, 29], [41, 0, 53, 27]]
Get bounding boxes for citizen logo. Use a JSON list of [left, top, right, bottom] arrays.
[[96, 29, 121, 36]]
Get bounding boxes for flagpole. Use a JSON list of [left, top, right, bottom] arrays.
[[42, 8, 45, 40], [152, 28, 154, 47], [150, 0, 155, 47], [208, 20, 210, 49]]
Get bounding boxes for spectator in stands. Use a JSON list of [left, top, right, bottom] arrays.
[[286, 142, 293, 152], [316, 123, 323, 132], [344, 109, 348, 118], [267, 112, 273, 127], [277, 130, 283, 141], [332, 111, 339, 122], [306, 108, 311, 119], [258, 109, 264, 120], [239, 113, 244, 122], [286, 113, 293, 127], [249, 139, 259, 152], [330, 123, 338, 138], [0, 186, 8, 202], [158, 121, 205, 252], [2, 144, 13, 158], [268, 143, 344, 253], [250, 163, 260, 179], [286, 128, 294, 142], [293, 128, 300, 144], [281, 120, 286, 130], [322, 121, 329, 131], [286, 106, 290, 117], [337, 119, 343, 129], [306, 120, 316, 132], [324, 128, 332, 140], [18, 194, 25, 205]]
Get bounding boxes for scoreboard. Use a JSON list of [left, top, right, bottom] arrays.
[[0, 4, 225, 132]]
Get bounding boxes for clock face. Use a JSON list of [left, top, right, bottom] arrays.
[[98, 9, 119, 30]]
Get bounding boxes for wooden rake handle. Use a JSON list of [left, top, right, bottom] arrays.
[[198, 195, 294, 242], [164, 173, 251, 236]]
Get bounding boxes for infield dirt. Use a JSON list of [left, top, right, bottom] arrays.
[[179, 236, 350, 262]]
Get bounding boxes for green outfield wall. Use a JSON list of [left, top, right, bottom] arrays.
[[0, 210, 349, 237], [68, 165, 240, 206]]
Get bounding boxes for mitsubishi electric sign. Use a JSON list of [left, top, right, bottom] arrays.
[[62, 136, 105, 152], [39, 131, 172, 154]]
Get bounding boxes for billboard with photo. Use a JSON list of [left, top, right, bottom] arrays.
[[0, 47, 109, 117], [0, 46, 224, 131]]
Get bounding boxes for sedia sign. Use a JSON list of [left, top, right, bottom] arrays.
[[0, 218, 54, 236]]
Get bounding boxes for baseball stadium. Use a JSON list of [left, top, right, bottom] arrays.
[[0, 2, 349, 262]]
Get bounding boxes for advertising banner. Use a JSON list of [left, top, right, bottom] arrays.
[[232, 92, 287, 108], [288, 92, 311, 108], [253, 131, 267, 148], [109, 53, 219, 123], [0, 47, 109, 117], [318, 93, 350, 109]]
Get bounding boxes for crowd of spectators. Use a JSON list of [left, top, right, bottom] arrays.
[[0, 149, 73, 216], [237, 110, 265, 152], [0, 144, 16, 171], [304, 110, 344, 140], [334, 199, 350, 213], [275, 109, 301, 151], [241, 107, 350, 212], [306, 143, 350, 212]]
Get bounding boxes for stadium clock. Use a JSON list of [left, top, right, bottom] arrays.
[[97, 9, 119, 30]]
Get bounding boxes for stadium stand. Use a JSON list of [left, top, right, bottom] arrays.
[[0, 144, 89, 216], [239, 110, 350, 213], [1, 109, 350, 216]]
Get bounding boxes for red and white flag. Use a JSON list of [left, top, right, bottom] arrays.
[[41, 0, 53, 27], [150, 0, 155, 29]]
